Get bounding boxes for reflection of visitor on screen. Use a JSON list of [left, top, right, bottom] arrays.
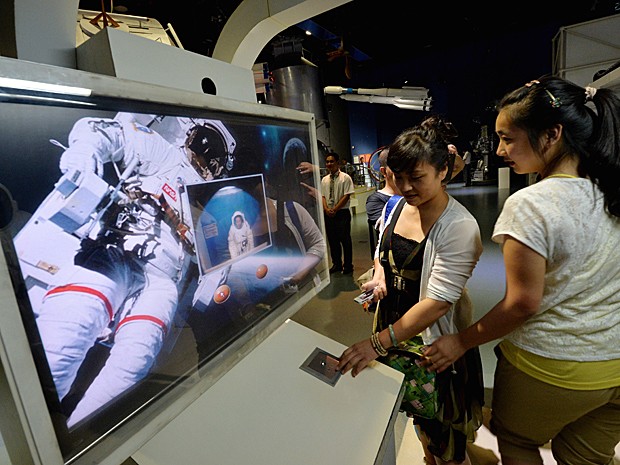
[[228, 211, 254, 258]]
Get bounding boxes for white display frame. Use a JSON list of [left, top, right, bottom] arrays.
[[0, 56, 328, 465]]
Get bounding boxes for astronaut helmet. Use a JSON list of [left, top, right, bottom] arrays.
[[231, 211, 246, 229], [185, 123, 233, 180]]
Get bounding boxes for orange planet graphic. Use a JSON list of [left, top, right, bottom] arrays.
[[256, 264, 268, 279], [213, 284, 231, 304]]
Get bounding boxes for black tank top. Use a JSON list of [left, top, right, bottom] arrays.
[[378, 199, 426, 328]]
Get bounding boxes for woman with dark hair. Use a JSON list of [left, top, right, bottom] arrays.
[[338, 116, 484, 464], [424, 76, 620, 465]]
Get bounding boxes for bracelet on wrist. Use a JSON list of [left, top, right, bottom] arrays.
[[388, 324, 398, 348], [370, 332, 388, 357]]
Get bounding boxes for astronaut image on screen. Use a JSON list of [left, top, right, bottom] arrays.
[[228, 211, 254, 258], [2, 101, 329, 442], [13, 111, 237, 428], [185, 138, 326, 347], [182, 173, 272, 307]]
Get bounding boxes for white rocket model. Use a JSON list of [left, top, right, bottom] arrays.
[[324, 86, 432, 111]]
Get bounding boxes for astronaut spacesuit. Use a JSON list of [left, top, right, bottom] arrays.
[[227, 211, 254, 258], [33, 113, 233, 427]]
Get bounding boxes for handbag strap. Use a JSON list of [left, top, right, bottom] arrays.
[[372, 299, 381, 334], [373, 294, 434, 356]]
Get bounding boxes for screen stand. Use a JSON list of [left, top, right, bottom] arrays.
[[132, 320, 404, 465]]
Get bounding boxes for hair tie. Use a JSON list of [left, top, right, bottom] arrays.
[[585, 86, 597, 102]]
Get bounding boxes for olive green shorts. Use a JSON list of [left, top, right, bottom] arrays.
[[491, 347, 620, 465]]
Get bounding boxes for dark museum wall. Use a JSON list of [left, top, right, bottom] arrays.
[[341, 22, 567, 160]]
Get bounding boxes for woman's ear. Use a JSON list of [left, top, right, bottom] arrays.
[[439, 163, 449, 183], [545, 124, 563, 146]]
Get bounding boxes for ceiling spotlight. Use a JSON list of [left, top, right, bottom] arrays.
[[305, 30, 312, 36]]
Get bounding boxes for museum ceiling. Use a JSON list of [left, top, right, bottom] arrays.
[[77, 0, 618, 83]]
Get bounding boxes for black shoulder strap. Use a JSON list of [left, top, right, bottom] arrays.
[[379, 198, 427, 279]]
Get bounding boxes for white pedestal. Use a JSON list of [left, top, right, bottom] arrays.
[[132, 319, 404, 465], [498, 167, 510, 189], [353, 186, 375, 215]]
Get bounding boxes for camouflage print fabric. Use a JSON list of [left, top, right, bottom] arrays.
[[380, 335, 437, 419]]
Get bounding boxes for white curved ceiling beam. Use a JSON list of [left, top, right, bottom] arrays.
[[212, 0, 351, 69]]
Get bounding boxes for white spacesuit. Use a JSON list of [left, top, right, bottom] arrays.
[[227, 211, 254, 258], [32, 113, 232, 427]]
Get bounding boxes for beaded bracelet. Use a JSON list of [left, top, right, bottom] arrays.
[[369, 333, 379, 355], [371, 333, 387, 356], [370, 333, 380, 355], [369, 335, 377, 354], [388, 324, 398, 348], [370, 332, 388, 357]]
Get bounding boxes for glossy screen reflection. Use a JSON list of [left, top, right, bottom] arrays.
[[0, 80, 326, 464]]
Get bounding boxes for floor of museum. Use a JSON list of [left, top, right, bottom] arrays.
[[291, 182, 620, 465]]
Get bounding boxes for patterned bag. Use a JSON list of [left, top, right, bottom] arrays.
[[373, 302, 437, 419]]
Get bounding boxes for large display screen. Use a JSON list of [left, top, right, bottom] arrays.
[[0, 58, 327, 465]]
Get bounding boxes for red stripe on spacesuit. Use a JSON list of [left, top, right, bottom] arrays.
[[115, 315, 167, 337], [45, 285, 114, 321]]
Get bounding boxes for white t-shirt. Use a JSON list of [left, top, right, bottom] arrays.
[[492, 177, 620, 361], [320, 171, 355, 209]]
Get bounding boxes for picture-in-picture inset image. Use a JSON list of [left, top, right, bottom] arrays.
[[184, 174, 272, 305]]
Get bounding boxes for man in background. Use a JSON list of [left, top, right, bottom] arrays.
[[321, 152, 354, 274]]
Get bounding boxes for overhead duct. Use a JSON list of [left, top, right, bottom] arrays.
[[324, 85, 432, 111]]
